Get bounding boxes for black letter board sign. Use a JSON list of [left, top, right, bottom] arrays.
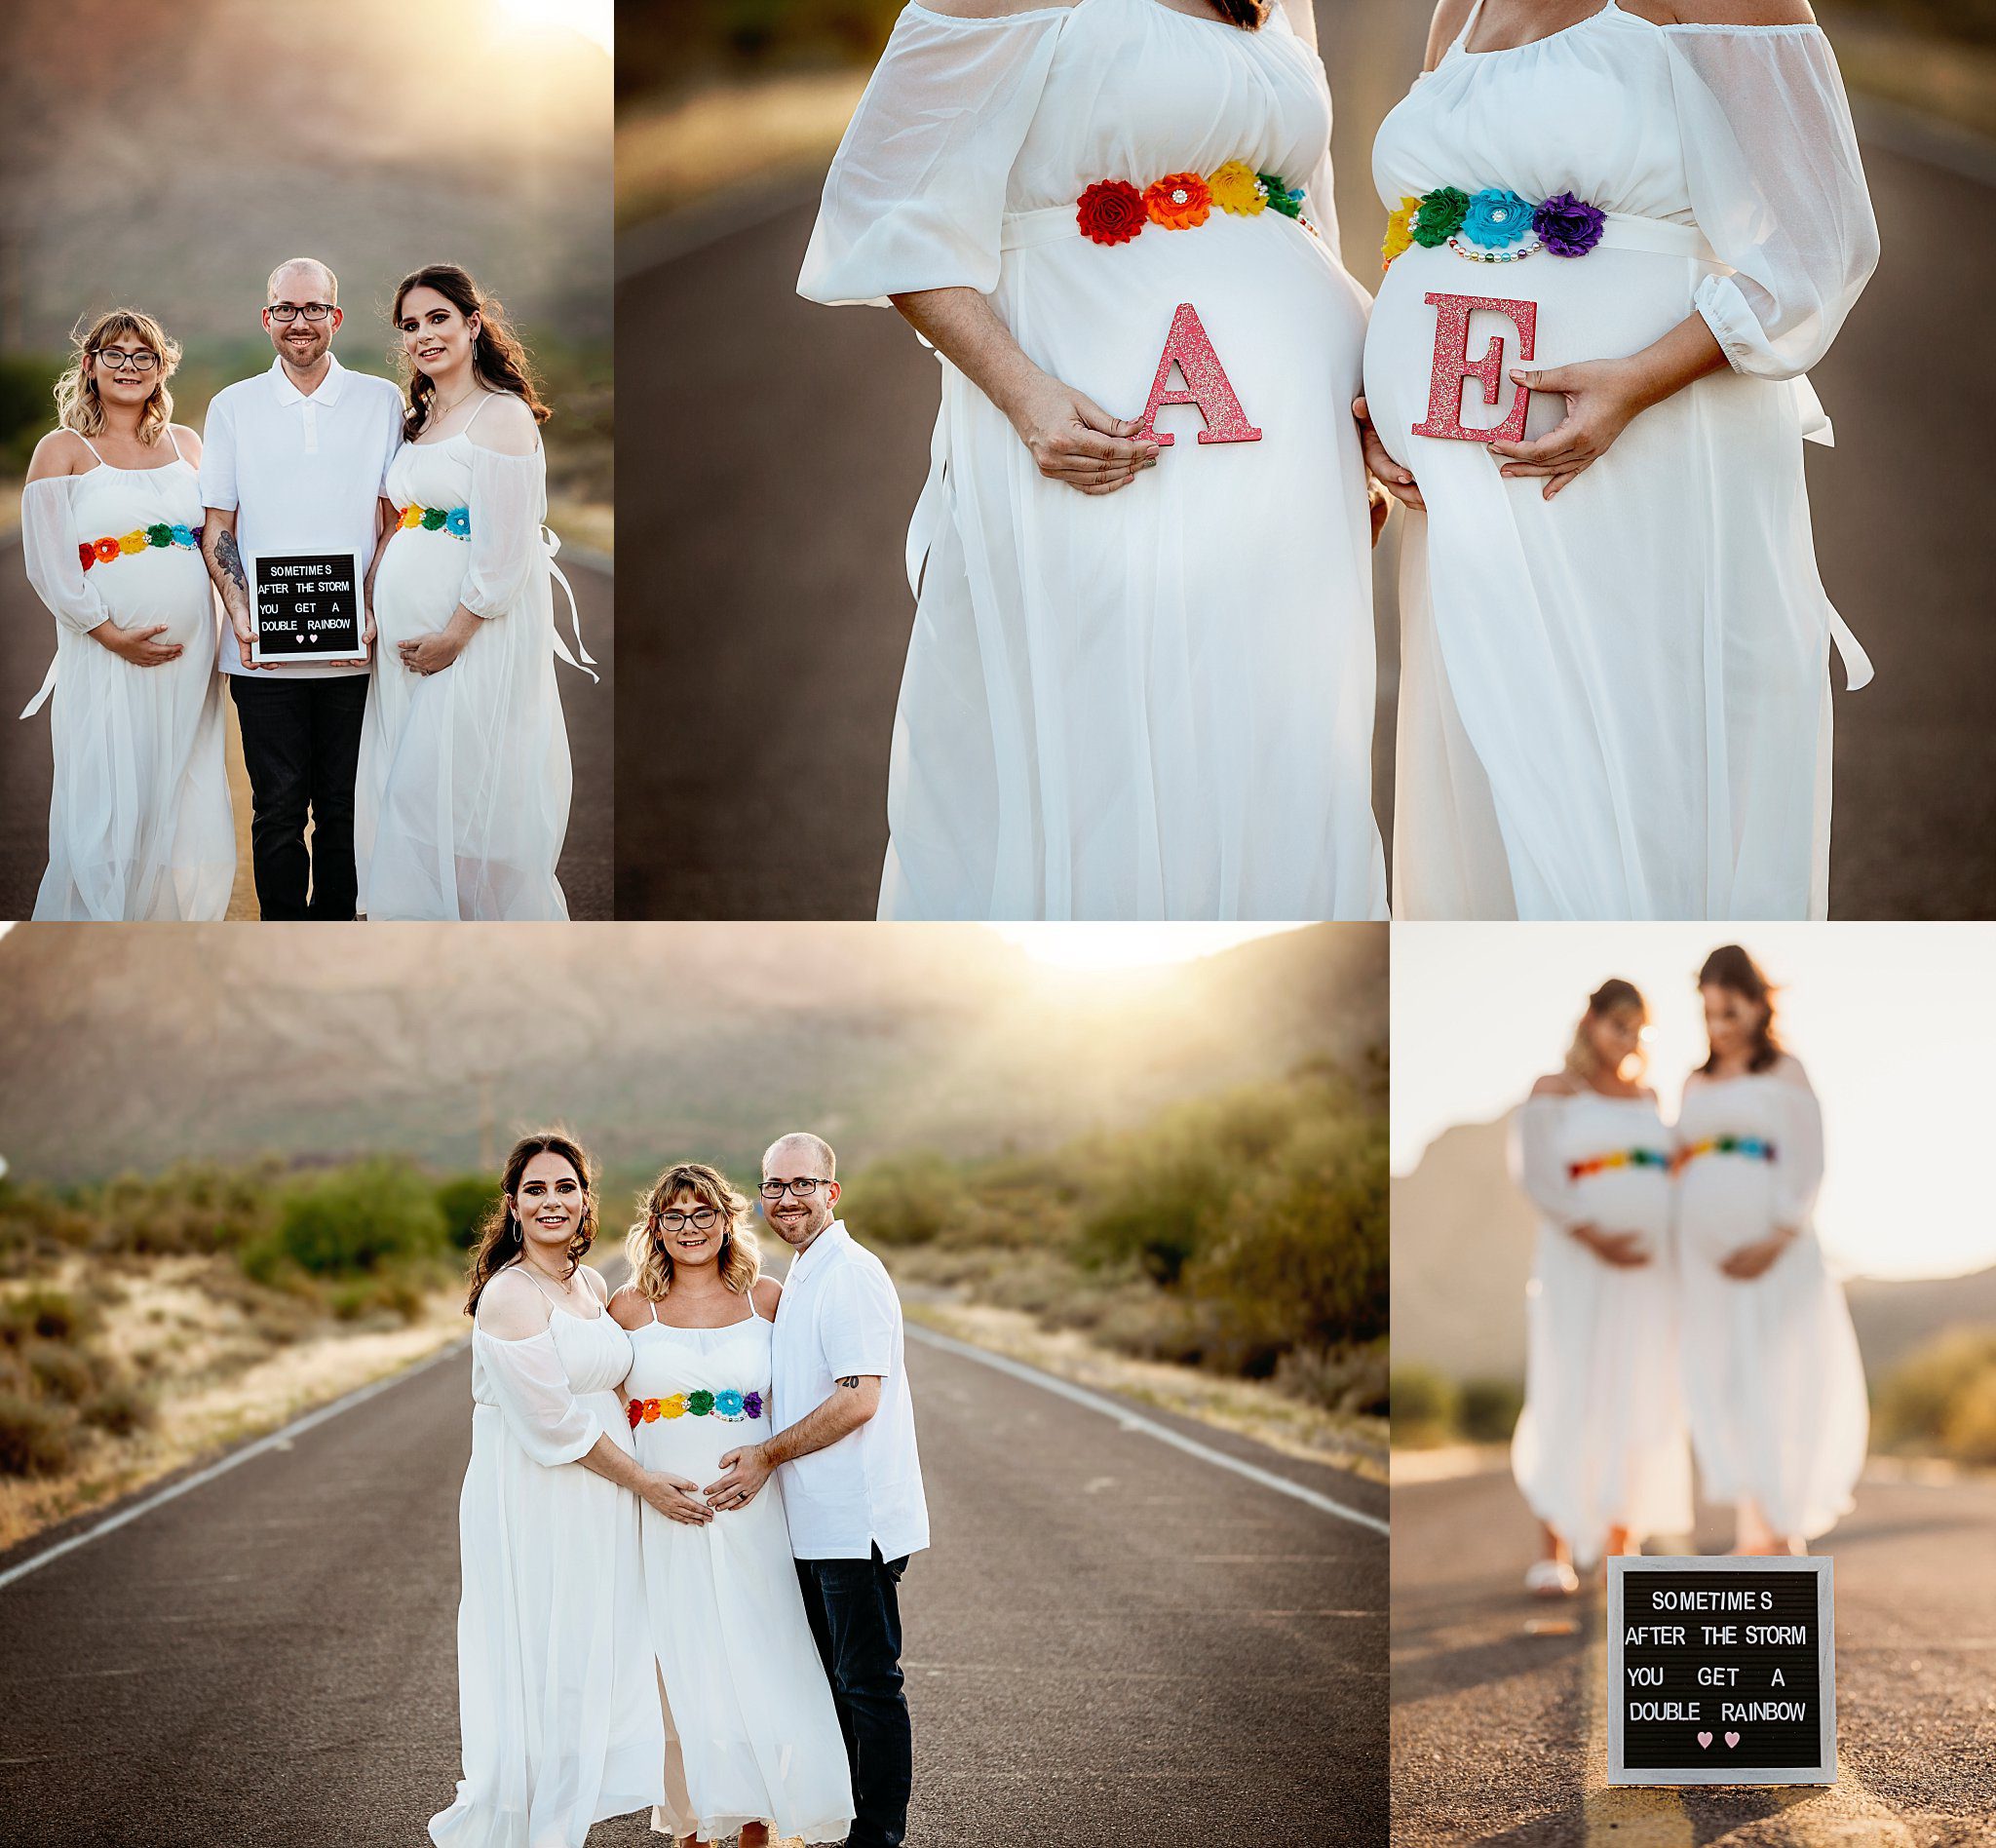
[[250, 549, 365, 663], [1608, 1557, 1835, 1786]]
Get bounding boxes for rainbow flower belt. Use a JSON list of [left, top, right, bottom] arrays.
[[398, 503, 471, 540], [628, 1389, 764, 1428], [78, 522, 205, 571], [1076, 161, 1318, 246], [1675, 1136, 1777, 1170], [1566, 1147, 1670, 1181], [1382, 186, 1607, 271]]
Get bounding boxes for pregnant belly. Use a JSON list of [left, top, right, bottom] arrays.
[[1361, 241, 1708, 476], [98, 554, 215, 650], [373, 531, 466, 641], [1570, 1170, 1671, 1253], [1678, 1168, 1776, 1266]]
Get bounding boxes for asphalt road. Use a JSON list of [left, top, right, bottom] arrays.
[[618, 7, 1995, 920], [0, 540, 615, 922], [1391, 1465, 1996, 1846], [0, 1326, 1387, 1846]]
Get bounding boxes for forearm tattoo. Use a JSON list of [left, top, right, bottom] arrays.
[[213, 529, 249, 595], [837, 1376, 862, 1389]]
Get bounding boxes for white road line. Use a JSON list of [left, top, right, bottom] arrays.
[[0, 1337, 470, 1595], [906, 1325, 1390, 1536]]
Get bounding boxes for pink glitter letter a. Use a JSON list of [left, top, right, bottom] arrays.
[[1137, 302, 1262, 447], [1412, 292, 1536, 444]]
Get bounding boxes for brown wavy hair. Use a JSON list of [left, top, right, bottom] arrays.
[[391, 264, 551, 443], [463, 1130, 598, 1316], [626, 1162, 761, 1302], [1208, 0, 1268, 23], [56, 309, 180, 446], [1564, 977, 1648, 1084], [1696, 944, 1785, 1075]]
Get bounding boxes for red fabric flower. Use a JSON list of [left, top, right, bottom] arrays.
[[79, 542, 96, 572], [626, 1399, 642, 1429], [1144, 172, 1212, 230], [1076, 178, 1147, 247]]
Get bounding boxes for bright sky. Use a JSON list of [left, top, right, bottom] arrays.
[[984, 922, 1306, 969], [493, 0, 612, 55], [1392, 923, 1996, 1281]]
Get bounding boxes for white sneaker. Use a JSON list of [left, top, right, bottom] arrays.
[[1524, 1558, 1580, 1598]]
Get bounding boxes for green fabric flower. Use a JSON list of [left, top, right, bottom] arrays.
[[1258, 173, 1303, 219], [687, 1389, 716, 1416], [144, 522, 174, 548], [421, 506, 447, 531], [1411, 186, 1471, 248]]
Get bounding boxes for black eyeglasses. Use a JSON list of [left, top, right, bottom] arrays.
[[661, 1208, 719, 1233], [759, 1177, 831, 1200], [267, 302, 334, 323], [94, 348, 161, 373]]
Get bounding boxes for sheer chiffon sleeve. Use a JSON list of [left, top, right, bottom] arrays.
[[21, 478, 113, 636], [1770, 1064, 1825, 1229], [1511, 1097, 1581, 1228], [475, 1327, 602, 1467], [1665, 25, 1879, 381], [461, 443, 547, 619], [798, 3, 1070, 306]]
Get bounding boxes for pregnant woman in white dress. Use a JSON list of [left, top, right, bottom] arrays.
[[434, 1133, 703, 1848], [1360, 0, 1878, 919], [19, 309, 232, 919], [358, 265, 593, 921], [1674, 945, 1866, 1554], [611, 1164, 855, 1848], [800, 0, 1386, 921], [1511, 979, 1691, 1593]]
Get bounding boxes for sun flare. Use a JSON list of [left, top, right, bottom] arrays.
[[985, 922, 1306, 971], [493, 0, 612, 55]]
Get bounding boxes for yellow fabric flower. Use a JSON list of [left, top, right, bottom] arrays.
[[401, 505, 423, 530], [1381, 195, 1421, 269], [118, 529, 147, 555], [1209, 160, 1268, 217], [661, 1393, 688, 1419]]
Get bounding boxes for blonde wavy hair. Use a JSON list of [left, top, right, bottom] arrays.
[[1564, 978, 1648, 1085], [626, 1162, 761, 1300], [56, 309, 180, 445]]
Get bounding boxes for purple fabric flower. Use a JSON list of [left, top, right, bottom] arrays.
[[1534, 191, 1606, 257], [744, 1391, 764, 1420]]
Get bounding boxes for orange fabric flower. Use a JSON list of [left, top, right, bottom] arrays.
[[93, 538, 120, 564], [1144, 173, 1211, 230]]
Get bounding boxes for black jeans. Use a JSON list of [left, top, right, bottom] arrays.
[[797, 1547, 911, 1848], [229, 674, 368, 921]]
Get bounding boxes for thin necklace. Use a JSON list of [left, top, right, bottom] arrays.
[[431, 382, 480, 423]]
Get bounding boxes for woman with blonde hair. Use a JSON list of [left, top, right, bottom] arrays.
[[19, 308, 232, 918], [1676, 944, 1865, 1553], [611, 1163, 854, 1848], [1510, 978, 1691, 1594]]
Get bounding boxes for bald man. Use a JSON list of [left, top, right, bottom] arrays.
[[200, 257, 403, 919], [707, 1132, 929, 1848]]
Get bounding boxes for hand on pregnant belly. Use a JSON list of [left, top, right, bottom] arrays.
[[1572, 1223, 1653, 1268], [398, 606, 480, 676], [95, 621, 184, 668], [1353, 396, 1424, 513], [1717, 1228, 1797, 1282], [640, 1468, 714, 1525], [1487, 355, 1651, 500], [1004, 369, 1160, 496]]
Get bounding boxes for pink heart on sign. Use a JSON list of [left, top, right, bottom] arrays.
[[1725, 1732, 1741, 1748], [1697, 1732, 1713, 1749]]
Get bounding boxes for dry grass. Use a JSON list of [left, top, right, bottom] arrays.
[[1821, 2, 1996, 140], [903, 1297, 1389, 1484], [616, 74, 866, 224], [0, 1253, 466, 1553]]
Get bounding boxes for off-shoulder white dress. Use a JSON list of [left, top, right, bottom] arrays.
[[1510, 1088, 1693, 1565], [1364, 3, 1878, 918], [358, 394, 592, 921], [801, 0, 1386, 920], [432, 1272, 663, 1848], [1673, 1061, 1866, 1540], [19, 434, 233, 919]]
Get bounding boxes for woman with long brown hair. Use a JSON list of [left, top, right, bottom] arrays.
[[1509, 979, 1690, 1594], [608, 1163, 853, 1848], [432, 1132, 707, 1848], [19, 308, 233, 918], [356, 264, 595, 921], [1675, 945, 1866, 1554]]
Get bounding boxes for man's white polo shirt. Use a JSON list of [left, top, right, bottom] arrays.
[[199, 354, 404, 678], [771, 1220, 930, 1562]]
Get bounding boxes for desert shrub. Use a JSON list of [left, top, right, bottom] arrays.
[[841, 1152, 960, 1248], [326, 1271, 433, 1326], [1077, 1139, 1234, 1287], [436, 1176, 498, 1251], [1276, 1340, 1389, 1418], [24, 1339, 102, 1406], [273, 1160, 448, 1276], [1874, 1328, 1996, 1460], [1457, 1377, 1524, 1444], [0, 1288, 96, 1347], [80, 1386, 153, 1439], [1391, 1366, 1458, 1448], [0, 1392, 77, 1477]]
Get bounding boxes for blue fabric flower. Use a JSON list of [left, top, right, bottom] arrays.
[[444, 506, 472, 539], [1461, 188, 1535, 249], [169, 522, 195, 548], [715, 1389, 745, 1416]]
